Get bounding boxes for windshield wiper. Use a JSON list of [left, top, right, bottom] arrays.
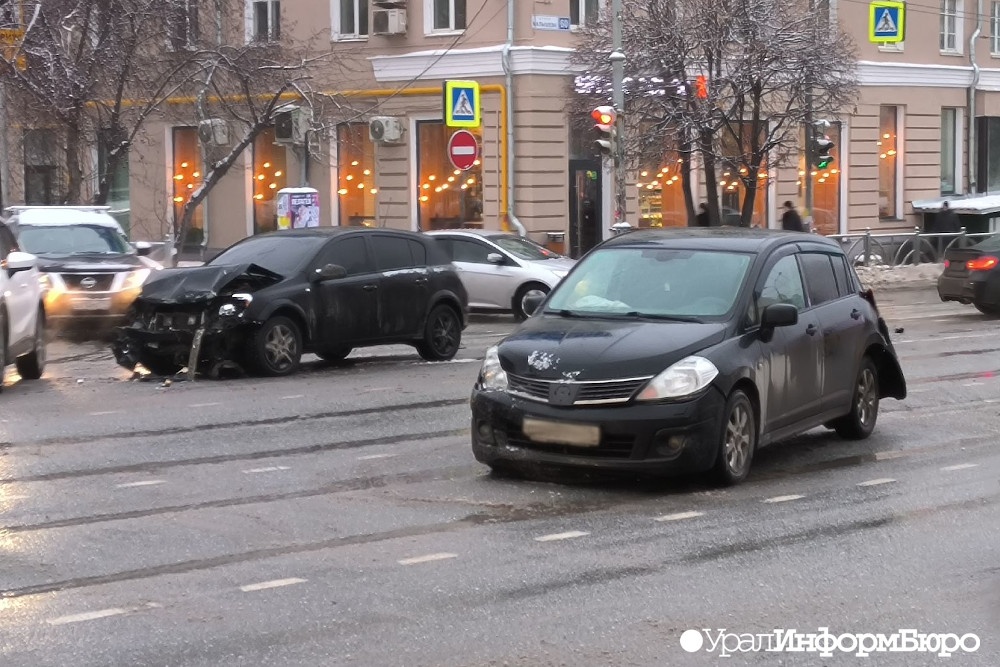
[[622, 311, 704, 323], [548, 309, 592, 318]]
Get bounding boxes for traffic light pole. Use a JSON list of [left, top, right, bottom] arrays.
[[610, 0, 627, 224], [804, 88, 814, 227]]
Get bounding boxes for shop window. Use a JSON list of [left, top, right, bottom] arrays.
[[172, 127, 204, 244], [416, 121, 484, 230], [252, 127, 287, 234], [98, 133, 131, 236], [23, 129, 59, 205], [797, 122, 842, 236], [637, 151, 688, 228], [337, 123, 376, 226], [878, 106, 900, 219]]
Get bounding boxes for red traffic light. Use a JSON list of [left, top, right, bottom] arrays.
[[591, 106, 616, 126], [695, 75, 708, 99]]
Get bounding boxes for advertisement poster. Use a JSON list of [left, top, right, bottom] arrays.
[[276, 188, 320, 230]]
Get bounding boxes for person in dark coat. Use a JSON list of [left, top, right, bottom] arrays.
[[936, 201, 961, 233], [694, 202, 710, 227], [781, 201, 804, 232]]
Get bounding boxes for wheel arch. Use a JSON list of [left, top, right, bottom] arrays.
[[864, 341, 906, 400], [258, 302, 311, 345]]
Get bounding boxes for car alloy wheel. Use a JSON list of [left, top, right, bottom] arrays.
[[263, 321, 300, 373], [833, 356, 879, 440], [713, 389, 756, 486], [417, 305, 461, 361], [856, 367, 877, 428], [725, 403, 752, 474]]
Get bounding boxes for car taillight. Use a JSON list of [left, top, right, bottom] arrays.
[[966, 256, 999, 271], [944, 259, 950, 268]]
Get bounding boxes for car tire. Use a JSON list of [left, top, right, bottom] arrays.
[[712, 389, 756, 486], [832, 357, 879, 440], [416, 304, 462, 361], [512, 283, 549, 321], [317, 346, 352, 363], [15, 309, 46, 380], [0, 309, 6, 394], [247, 316, 303, 377], [974, 302, 1000, 317]]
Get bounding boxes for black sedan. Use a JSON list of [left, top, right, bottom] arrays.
[[112, 228, 468, 377], [470, 228, 906, 485], [937, 235, 1000, 315]]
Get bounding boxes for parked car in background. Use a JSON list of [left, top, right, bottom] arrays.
[[470, 228, 907, 486], [937, 235, 1000, 316], [5, 206, 161, 324], [0, 220, 46, 391], [112, 228, 469, 378], [426, 229, 576, 320]]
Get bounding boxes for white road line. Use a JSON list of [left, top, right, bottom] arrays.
[[962, 382, 983, 387], [242, 466, 290, 474], [897, 333, 995, 345], [47, 608, 127, 625], [858, 478, 896, 487], [189, 402, 222, 408], [763, 494, 805, 503], [239, 577, 307, 592], [88, 410, 122, 416], [941, 463, 978, 471], [357, 453, 395, 460], [534, 530, 590, 542], [874, 450, 908, 461], [654, 511, 704, 522], [280, 394, 305, 400], [398, 552, 458, 565], [115, 480, 166, 488]]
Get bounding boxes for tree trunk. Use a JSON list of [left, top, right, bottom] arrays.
[[699, 128, 721, 226], [740, 169, 758, 227], [680, 132, 696, 225], [63, 122, 85, 204]]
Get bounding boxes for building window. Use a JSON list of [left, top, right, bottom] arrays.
[[168, 0, 199, 50], [637, 151, 688, 228], [993, 2, 1000, 54], [416, 121, 484, 230], [334, 0, 368, 38], [252, 128, 287, 234], [798, 123, 842, 236], [23, 129, 59, 205], [337, 123, 376, 226], [98, 134, 131, 235], [878, 106, 900, 220], [941, 0, 961, 53], [941, 108, 959, 195], [428, 0, 466, 32], [172, 127, 204, 244], [570, 0, 600, 26], [249, 0, 280, 42]]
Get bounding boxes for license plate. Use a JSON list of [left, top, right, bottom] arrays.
[[71, 297, 111, 311], [522, 417, 600, 447]]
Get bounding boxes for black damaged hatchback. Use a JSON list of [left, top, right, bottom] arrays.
[[470, 228, 907, 485], [112, 228, 468, 378]]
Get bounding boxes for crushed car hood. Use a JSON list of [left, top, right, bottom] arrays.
[[137, 263, 283, 304], [498, 314, 728, 380]]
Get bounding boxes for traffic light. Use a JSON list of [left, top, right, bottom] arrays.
[[694, 75, 708, 99], [591, 105, 617, 155], [812, 134, 835, 169]]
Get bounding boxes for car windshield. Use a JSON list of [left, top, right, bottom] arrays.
[[18, 224, 134, 256], [544, 247, 753, 319], [208, 235, 319, 276], [490, 235, 561, 261]]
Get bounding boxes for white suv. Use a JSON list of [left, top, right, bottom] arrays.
[[1, 221, 46, 392]]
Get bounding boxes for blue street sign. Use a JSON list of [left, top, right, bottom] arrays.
[[444, 80, 481, 128], [869, 2, 905, 44]]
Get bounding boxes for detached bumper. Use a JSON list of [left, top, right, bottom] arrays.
[[469, 387, 726, 476], [112, 321, 253, 373]]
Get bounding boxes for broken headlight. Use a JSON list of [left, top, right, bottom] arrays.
[[218, 293, 253, 317]]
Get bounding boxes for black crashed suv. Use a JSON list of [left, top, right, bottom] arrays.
[[112, 228, 469, 377]]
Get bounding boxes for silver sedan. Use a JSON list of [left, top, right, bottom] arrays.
[[425, 230, 576, 320]]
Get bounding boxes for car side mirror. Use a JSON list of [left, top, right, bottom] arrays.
[[522, 293, 546, 317], [134, 241, 152, 256], [4, 250, 37, 274], [314, 263, 348, 281], [486, 252, 505, 265], [761, 303, 798, 329]]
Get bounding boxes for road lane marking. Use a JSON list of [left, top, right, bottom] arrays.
[[897, 333, 995, 345], [88, 410, 122, 416], [654, 511, 704, 522], [189, 402, 222, 408], [240, 577, 306, 592], [398, 552, 458, 565], [357, 453, 395, 460], [874, 450, 908, 461], [242, 466, 290, 474], [115, 480, 166, 488], [857, 478, 896, 487], [941, 463, 978, 471], [47, 608, 127, 625], [280, 394, 305, 400], [763, 494, 805, 503], [534, 530, 590, 542]]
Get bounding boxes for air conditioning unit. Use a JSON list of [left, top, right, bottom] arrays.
[[372, 8, 406, 36], [369, 116, 405, 145], [198, 119, 230, 146], [274, 106, 310, 145]]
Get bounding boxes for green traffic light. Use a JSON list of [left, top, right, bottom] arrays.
[[817, 158, 831, 169]]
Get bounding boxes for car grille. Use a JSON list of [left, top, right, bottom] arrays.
[[61, 273, 116, 291], [507, 373, 652, 405]]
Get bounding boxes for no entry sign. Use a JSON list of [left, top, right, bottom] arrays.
[[448, 130, 479, 171]]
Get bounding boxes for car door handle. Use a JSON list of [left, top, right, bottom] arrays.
[[850, 309, 862, 320], [362, 284, 378, 291], [806, 323, 818, 336]]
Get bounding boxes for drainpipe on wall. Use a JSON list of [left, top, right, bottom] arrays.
[[968, 1, 982, 194], [503, 0, 527, 237]]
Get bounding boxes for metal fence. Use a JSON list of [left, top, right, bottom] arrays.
[[829, 228, 1000, 267]]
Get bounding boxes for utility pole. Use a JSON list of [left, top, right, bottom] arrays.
[[804, 88, 814, 224], [610, 0, 626, 224]]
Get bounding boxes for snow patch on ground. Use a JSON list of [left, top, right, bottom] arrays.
[[854, 263, 943, 290]]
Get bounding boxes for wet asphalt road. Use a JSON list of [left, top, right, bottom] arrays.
[[0, 292, 998, 666]]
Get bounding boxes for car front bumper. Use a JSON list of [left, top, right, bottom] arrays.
[[112, 319, 254, 372], [44, 287, 142, 321], [470, 386, 727, 476]]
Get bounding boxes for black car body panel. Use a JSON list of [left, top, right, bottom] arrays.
[[937, 241, 1000, 312], [112, 228, 468, 377], [471, 228, 906, 478]]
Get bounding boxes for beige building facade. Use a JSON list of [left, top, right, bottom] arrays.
[[8, 1, 1000, 255]]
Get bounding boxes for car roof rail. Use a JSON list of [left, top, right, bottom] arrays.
[[4, 205, 112, 212]]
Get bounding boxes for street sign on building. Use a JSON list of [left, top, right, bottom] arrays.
[[531, 16, 571, 31], [447, 130, 479, 171], [443, 80, 480, 128], [869, 1, 905, 43]]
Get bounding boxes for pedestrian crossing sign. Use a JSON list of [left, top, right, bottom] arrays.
[[869, 1, 905, 44], [444, 80, 481, 128]]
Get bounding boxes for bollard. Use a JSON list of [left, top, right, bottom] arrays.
[[863, 228, 872, 267], [912, 227, 921, 266]]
